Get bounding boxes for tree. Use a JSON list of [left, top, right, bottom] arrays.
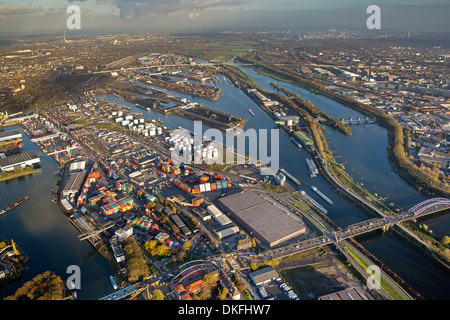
[[145, 201, 156, 210], [176, 250, 187, 262], [144, 240, 157, 252], [122, 238, 149, 282], [203, 272, 219, 288], [218, 288, 228, 300], [442, 236, 450, 246], [234, 276, 247, 292], [182, 240, 192, 251], [4, 271, 65, 300], [152, 289, 165, 300], [151, 245, 171, 258]]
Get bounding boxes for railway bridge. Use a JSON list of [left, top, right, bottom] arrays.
[[254, 198, 450, 260]]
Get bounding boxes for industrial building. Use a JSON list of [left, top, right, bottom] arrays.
[[110, 235, 125, 264], [214, 225, 240, 240], [62, 172, 86, 197], [218, 190, 307, 248], [248, 266, 279, 286], [0, 130, 22, 143], [69, 160, 86, 173], [115, 226, 133, 241], [317, 286, 373, 300], [207, 205, 233, 226], [0, 151, 40, 172]]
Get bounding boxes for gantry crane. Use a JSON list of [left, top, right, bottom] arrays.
[[0, 239, 19, 256], [127, 284, 151, 300]]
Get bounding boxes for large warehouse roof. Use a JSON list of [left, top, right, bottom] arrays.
[[0, 151, 40, 170], [0, 129, 22, 142], [218, 190, 306, 247]]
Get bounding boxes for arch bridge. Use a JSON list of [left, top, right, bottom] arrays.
[[407, 198, 450, 217]]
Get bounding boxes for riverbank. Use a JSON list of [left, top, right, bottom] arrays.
[[223, 60, 450, 296], [0, 166, 36, 182], [235, 56, 450, 199]]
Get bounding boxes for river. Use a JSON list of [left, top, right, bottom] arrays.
[[101, 66, 450, 299], [0, 125, 116, 300], [1, 63, 450, 299]]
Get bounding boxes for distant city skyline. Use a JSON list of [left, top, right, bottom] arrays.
[[0, 0, 448, 35]]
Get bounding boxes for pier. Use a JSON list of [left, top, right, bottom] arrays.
[[279, 168, 301, 186]]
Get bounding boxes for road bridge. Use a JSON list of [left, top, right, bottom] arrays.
[[254, 198, 450, 260]]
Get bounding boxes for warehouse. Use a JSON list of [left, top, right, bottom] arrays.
[[248, 266, 279, 286], [62, 172, 86, 197], [0, 129, 22, 143], [0, 151, 40, 172], [214, 225, 239, 240], [69, 160, 86, 173], [207, 205, 233, 226], [218, 190, 306, 248], [170, 214, 192, 236]]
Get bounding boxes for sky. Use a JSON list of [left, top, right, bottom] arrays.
[[0, 0, 448, 35]]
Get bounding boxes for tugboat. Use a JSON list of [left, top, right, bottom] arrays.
[[110, 275, 118, 290]]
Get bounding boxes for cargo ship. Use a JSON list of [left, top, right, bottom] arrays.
[[0, 196, 29, 215], [291, 137, 302, 148], [298, 191, 327, 214], [306, 158, 318, 178], [248, 109, 255, 116], [110, 275, 118, 290], [311, 186, 333, 205]]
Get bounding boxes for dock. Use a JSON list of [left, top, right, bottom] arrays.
[[279, 168, 300, 186]]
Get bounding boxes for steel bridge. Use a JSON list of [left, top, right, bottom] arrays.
[[256, 198, 450, 260], [407, 198, 450, 216], [99, 283, 143, 300], [168, 259, 218, 286]]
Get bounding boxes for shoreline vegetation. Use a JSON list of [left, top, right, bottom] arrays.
[[234, 55, 450, 199]]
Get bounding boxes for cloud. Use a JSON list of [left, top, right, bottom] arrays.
[[0, 4, 45, 18], [112, 0, 252, 20]]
